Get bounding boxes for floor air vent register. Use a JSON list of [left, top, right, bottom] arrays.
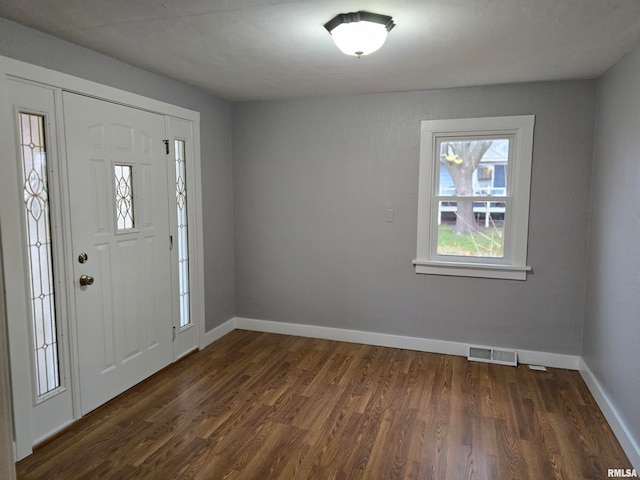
[[468, 345, 518, 366]]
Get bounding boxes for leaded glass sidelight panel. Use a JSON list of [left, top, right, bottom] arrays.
[[114, 165, 134, 230], [175, 140, 191, 328], [18, 112, 61, 397]]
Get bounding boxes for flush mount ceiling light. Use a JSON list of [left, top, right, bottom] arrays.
[[324, 11, 395, 58]]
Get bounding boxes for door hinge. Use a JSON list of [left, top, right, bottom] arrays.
[[163, 139, 170, 155], [169, 235, 173, 250], [173, 326, 176, 341]]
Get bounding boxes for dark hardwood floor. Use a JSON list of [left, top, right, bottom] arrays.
[[17, 330, 631, 479]]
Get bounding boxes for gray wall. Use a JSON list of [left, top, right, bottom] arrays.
[[0, 18, 235, 331], [583, 43, 640, 450], [233, 81, 596, 355]]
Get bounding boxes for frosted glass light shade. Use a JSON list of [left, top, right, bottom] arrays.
[[324, 11, 395, 58], [331, 21, 388, 57]]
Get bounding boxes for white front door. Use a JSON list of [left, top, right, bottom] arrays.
[[2, 58, 203, 460], [64, 92, 174, 414]]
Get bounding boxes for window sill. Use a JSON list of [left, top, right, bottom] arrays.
[[413, 259, 531, 280]]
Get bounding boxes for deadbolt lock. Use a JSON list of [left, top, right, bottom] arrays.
[[79, 275, 94, 286], [78, 253, 88, 264]]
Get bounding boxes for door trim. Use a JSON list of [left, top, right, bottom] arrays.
[[0, 55, 205, 460]]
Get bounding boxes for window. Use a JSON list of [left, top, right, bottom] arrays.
[[414, 115, 535, 280], [114, 164, 135, 230], [174, 139, 191, 328], [18, 112, 61, 397]]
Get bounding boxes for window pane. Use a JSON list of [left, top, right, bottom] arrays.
[[18, 112, 61, 397], [437, 203, 506, 258], [438, 138, 509, 196], [114, 165, 134, 230], [175, 140, 190, 328]]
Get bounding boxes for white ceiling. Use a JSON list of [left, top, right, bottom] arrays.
[[1, 0, 640, 102]]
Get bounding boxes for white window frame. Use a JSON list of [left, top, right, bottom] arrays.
[[413, 115, 535, 280]]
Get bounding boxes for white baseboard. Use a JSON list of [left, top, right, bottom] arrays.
[[201, 317, 236, 348], [230, 316, 580, 369], [516, 349, 580, 370], [579, 358, 640, 470]]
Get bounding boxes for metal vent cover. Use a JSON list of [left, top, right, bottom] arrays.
[[468, 345, 517, 366]]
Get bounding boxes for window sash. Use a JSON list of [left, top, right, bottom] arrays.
[[430, 197, 512, 264]]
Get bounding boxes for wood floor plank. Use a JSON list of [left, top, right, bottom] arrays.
[[16, 330, 633, 479]]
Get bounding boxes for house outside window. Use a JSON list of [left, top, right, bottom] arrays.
[[414, 115, 535, 280]]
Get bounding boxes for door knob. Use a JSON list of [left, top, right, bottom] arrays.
[[79, 275, 95, 286]]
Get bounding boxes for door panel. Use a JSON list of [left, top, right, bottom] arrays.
[[64, 93, 173, 415]]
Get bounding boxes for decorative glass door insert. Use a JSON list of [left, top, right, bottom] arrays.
[[175, 140, 190, 328], [114, 164, 135, 230], [18, 112, 61, 398]]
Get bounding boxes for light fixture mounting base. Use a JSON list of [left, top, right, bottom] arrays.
[[323, 11, 395, 33]]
